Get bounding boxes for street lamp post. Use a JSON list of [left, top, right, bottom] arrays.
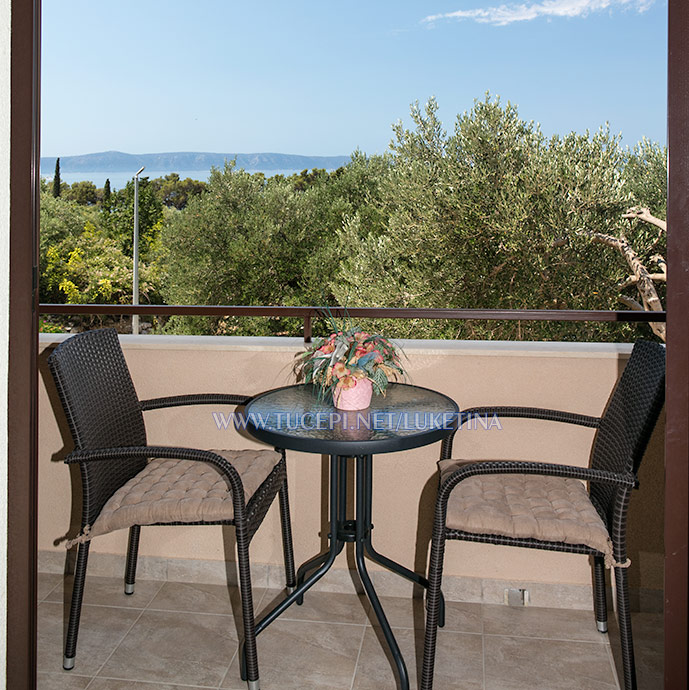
[[132, 165, 145, 334]]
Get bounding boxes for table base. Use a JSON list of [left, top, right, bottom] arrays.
[[240, 454, 445, 690]]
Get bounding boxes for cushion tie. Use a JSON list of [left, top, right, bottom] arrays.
[[64, 524, 92, 550], [609, 556, 632, 569]]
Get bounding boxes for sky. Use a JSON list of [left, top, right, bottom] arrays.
[[41, 0, 667, 159]]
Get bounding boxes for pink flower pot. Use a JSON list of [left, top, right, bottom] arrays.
[[333, 377, 373, 410]]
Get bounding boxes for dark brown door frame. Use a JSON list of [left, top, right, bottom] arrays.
[[5, 0, 688, 687], [665, 1, 689, 688], [7, 0, 40, 687]]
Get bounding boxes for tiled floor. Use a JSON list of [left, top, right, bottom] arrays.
[[37, 573, 663, 690]]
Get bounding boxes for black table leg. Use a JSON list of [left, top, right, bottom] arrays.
[[354, 455, 409, 690], [242, 452, 436, 689], [360, 455, 446, 628], [295, 454, 348, 605], [240, 454, 343, 681]]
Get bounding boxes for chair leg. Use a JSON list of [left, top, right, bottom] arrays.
[[64, 541, 90, 670], [278, 478, 297, 593], [236, 521, 260, 690], [593, 555, 608, 633], [614, 565, 637, 690], [420, 521, 447, 690], [124, 525, 141, 595]]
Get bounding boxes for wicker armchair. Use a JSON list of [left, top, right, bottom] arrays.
[[48, 328, 296, 690], [421, 340, 665, 690]]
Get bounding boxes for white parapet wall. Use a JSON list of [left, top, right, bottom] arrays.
[[38, 334, 663, 609]]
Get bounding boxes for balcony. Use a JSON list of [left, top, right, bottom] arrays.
[[36, 333, 665, 689]]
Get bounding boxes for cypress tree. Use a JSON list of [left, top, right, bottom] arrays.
[[52, 158, 61, 197], [103, 178, 111, 208]]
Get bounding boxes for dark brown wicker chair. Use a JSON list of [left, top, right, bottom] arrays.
[[421, 340, 665, 690], [48, 328, 296, 690]]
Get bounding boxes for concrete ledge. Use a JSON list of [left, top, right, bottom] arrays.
[[40, 332, 636, 358], [394, 339, 635, 358], [39, 333, 305, 352]]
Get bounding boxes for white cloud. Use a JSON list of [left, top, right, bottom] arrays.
[[423, 0, 654, 26]]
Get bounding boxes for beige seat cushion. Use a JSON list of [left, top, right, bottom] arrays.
[[86, 449, 282, 540], [438, 459, 613, 561]]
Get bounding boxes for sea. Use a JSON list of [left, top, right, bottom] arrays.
[[43, 168, 328, 190]]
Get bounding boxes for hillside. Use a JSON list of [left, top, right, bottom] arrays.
[[41, 151, 351, 173]]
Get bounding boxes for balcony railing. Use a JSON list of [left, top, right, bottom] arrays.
[[39, 304, 667, 343]]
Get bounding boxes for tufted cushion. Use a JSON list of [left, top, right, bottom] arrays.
[[86, 449, 281, 540], [439, 459, 613, 560]]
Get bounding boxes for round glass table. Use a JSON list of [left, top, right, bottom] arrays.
[[242, 383, 458, 690]]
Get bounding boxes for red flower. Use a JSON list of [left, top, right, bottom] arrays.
[[332, 362, 350, 379]]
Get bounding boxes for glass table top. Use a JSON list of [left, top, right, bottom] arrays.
[[244, 383, 459, 456]]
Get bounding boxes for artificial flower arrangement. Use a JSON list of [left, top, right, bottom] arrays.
[[293, 323, 406, 410]]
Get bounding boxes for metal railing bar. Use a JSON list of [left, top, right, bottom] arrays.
[[39, 304, 666, 323]]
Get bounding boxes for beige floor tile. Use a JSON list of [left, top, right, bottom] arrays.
[[260, 588, 370, 625], [483, 603, 606, 643], [88, 680, 202, 689], [608, 612, 663, 690], [223, 619, 365, 690], [38, 573, 64, 602], [98, 609, 238, 687], [633, 652, 662, 690], [38, 602, 142, 677], [629, 612, 663, 646], [38, 572, 664, 689], [37, 672, 92, 690], [45, 575, 164, 609], [369, 595, 482, 633], [353, 626, 483, 690], [632, 613, 664, 690], [484, 635, 619, 690], [148, 580, 255, 617]]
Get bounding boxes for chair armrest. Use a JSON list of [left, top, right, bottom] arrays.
[[440, 407, 600, 460], [439, 459, 635, 500], [462, 406, 600, 428], [65, 445, 245, 497], [140, 393, 251, 412]]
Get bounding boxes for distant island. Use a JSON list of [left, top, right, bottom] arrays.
[[40, 150, 352, 174]]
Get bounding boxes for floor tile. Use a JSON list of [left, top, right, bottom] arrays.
[[45, 575, 164, 609], [630, 612, 664, 646], [36, 572, 663, 690], [370, 595, 482, 633], [632, 613, 664, 690], [353, 626, 483, 690], [260, 588, 370, 625], [484, 635, 619, 690], [223, 619, 365, 690], [38, 602, 142, 677], [37, 672, 92, 690], [38, 573, 64, 602], [88, 680, 203, 689], [98, 609, 238, 687], [148, 580, 251, 616], [483, 603, 606, 643], [608, 612, 663, 690]]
